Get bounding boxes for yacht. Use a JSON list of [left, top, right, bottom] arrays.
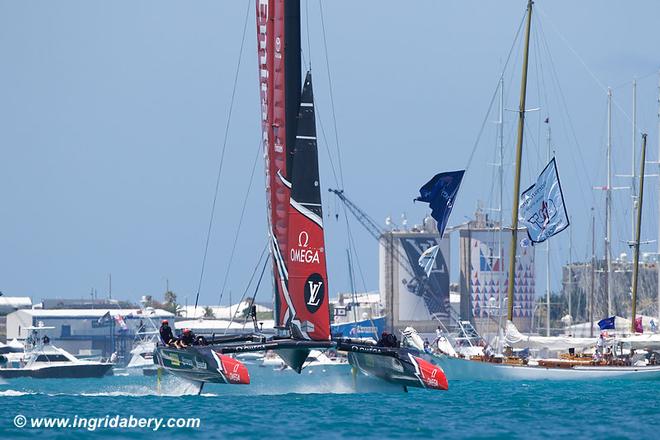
[[0, 325, 113, 379]]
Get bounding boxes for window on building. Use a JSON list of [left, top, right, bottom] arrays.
[[61, 325, 71, 337]]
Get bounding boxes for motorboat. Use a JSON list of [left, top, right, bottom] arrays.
[[0, 325, 113, 379]]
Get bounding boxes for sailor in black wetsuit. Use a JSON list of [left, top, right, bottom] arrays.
[[179, 328, 196, 347], [377, 332, 399, 348], [159, 320, 176, 346]]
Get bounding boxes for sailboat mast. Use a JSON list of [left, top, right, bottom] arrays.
[[546, 120, 551, 337], [657, 71, 660, 324], [631, 133, 647, 333], [497, 77, 504, 332], [590, 209, 595, 337], [631, 80, 637, 241], [606, 88, 613, 317], [506, 0, 533, 322]]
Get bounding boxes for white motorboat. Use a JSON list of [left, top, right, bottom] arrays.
[[0, 325, 113, 379]]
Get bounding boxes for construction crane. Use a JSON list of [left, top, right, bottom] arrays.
[[328, 188, 459, 329], [327, 189, 383, 241]]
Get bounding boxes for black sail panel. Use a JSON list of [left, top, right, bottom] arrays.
[[290, 72, 322, 215]]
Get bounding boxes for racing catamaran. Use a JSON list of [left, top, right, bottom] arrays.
[[154, 1, 333, 389], [155, 0, 447, 392]]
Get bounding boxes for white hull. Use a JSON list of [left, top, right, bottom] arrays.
[[435, 355, 660, 381]]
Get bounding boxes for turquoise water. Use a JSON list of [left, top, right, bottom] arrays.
[[1, 365, 659, 439]]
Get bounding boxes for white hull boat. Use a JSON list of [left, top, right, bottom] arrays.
[[434, 355, 660, 381]]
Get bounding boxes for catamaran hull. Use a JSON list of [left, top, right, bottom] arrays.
[[153, 346, 250, 385], [0, 363, 113, 379], [436, 355, 660, 381], [338, 343, 448, 390], [154, 339, 335, 384]]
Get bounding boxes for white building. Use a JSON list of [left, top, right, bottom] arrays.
[[6, 308, 173, 359], [0, 296, 32, 341]]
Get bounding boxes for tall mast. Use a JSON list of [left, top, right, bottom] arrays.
[[497, 77, 505, 333], [506, 0, 533, 322], [590, 210, 595, 337], [631, 133, 648, 333], [606, 88, 613, 317], [545, 119, 551, 336], [568, 220, 572, 321], [657, 71, 660, 324], [631, 80, 637, 241]]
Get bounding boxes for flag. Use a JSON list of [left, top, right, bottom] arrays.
[[96, 311, 112, 326], [634, 316, 643, 334], [418, 244, 440, 277], [519, 158, 569, 244], [114, 314, 128, 331], [598, 316, 616, 330], [415, 170, 465, 237]]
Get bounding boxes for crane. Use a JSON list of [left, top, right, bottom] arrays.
[[327, 188, 459, 330]]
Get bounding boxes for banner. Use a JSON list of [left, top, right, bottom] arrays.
[[415, 170, 465, 237], [598, 316, 616, 330], [418, 245, 440, 278], [519, 158, 569, 244]]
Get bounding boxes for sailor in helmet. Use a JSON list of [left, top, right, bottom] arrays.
[[179, 328, 197, 348], [159, 319, 176, 347]]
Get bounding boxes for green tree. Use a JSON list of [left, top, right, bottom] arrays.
[[203, 306, 215, 319], [163, 290, 179, 315]]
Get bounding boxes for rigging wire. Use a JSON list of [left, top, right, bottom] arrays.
[[193, 0, 252, 312], [224, 243, 269, 334], [464, 9, 526, 172], [305, 0, 312, 70], [315, 2, 368, 308], [318, 0, 344, 189], [535, 4, 632, 124], [216, 140, 263, 308]]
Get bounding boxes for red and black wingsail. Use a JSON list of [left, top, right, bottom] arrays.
[[256, 0, 301, 330], [286, 72, 330, 341]]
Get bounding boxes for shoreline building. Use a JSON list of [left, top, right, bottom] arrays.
[[457, 208, 535, 335], [0, 296, 32, 341], [562, 253, 659, 321], [6, 306, 173, 361], [379, 217, 452, 334]]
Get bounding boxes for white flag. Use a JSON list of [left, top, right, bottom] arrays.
[[519, 158, 569, 244]]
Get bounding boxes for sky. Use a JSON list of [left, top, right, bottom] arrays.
[[0, 1, 659, 308]]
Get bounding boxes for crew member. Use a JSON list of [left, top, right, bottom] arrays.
[[179, 328, 196, 347], [159, 320, 176, 346]]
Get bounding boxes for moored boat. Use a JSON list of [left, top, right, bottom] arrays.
[[0, 325, 113, 379]]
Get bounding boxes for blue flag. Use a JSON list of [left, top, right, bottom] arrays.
[[415, 170, 464, 237], [519, 158, 569, 244], [598, 316, 616, 330]]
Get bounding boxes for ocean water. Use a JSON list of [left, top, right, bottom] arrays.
[[1, 365, 659, 439]]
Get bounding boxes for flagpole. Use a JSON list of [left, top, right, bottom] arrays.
[[631, 133, 647, 333], [507, 0, 533, 323]]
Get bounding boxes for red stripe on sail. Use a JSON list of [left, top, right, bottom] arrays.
[[257, 0, 290, 327]]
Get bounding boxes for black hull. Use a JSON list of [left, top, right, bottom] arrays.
[[336, 341, 447, 390], [153, 346, 234, 384], [154, 337, 335, 383], [0, 363, 113, 379]]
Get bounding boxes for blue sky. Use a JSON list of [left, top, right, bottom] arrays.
[[1, 1, 659, 307]]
